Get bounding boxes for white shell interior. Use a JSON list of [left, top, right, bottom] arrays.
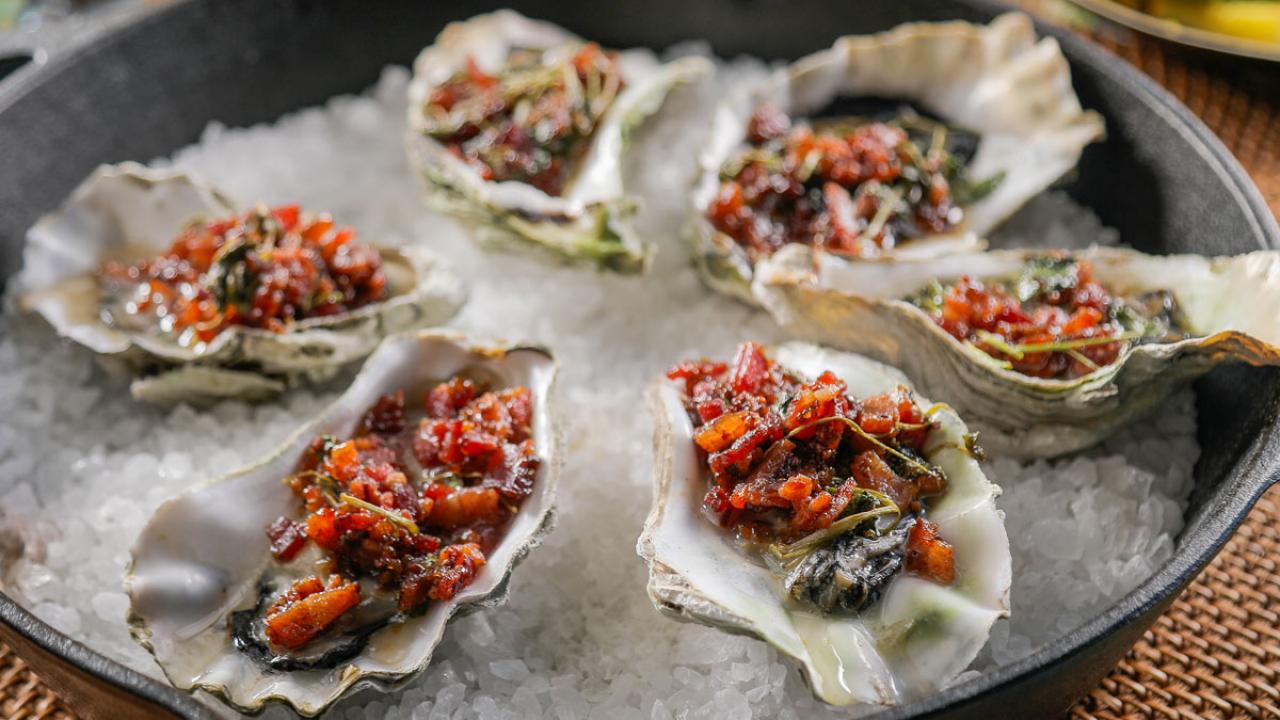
[[639, 342, 1010, 707], [126, 332, 559, 716], [692, 13, 1105, 300]]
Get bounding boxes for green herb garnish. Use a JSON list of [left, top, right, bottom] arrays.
[[339, 493, 420, 535], [786, 415, 938, 479]]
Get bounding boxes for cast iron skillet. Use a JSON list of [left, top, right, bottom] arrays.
[[0, 1, 1277, 718]]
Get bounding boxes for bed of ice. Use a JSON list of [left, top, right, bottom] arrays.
[[0, 58, 1197, 720]]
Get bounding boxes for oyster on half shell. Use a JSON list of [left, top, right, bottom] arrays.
[[406, 10, 710, 273], [691, 13, 1105, 303], [15, 163, 466, 404], [638, 342, 1010, 707], [757, 244, 1280, 458], [126, 331, 560, 716]]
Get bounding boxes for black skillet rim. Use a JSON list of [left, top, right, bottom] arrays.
[[0, 1, 1276, 718]]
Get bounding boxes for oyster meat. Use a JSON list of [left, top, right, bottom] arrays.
[[691, 13, 1104, 303], [638, 341, 1010, 707], [406, 10, 710, 273], [16, 163, 465, 404], [126, 331, 560, 716], [757, 244, 1280, 458]]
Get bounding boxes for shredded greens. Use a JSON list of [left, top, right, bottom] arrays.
[[767, 492, 901, 568]]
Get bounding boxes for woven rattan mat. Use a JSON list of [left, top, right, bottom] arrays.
[[2, 11, 1279, 720]]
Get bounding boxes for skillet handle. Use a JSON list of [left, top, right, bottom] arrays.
[[0, 32, 38, 88], [0, 50, 33, 83]]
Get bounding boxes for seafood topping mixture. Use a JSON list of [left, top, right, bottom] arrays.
[[707, 105, 1001, 261], [257, 378, 541, 652], [422, 43, 626, 196], [908, 255, 1189, 379], [667, 341, 956, 614], [100, 205, 387, 345]]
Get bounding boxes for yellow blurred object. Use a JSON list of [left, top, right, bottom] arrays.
[[1146, 0, 1280, 43]]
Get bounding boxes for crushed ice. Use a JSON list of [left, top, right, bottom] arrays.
[[0, 61, 1197, 719]]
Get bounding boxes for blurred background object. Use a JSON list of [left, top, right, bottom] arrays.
[[1064, 0, 1280, 61]]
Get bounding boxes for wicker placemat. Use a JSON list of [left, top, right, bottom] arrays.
[[1069, 19, 1280, 719], [1084, 30, 1280, 220], [0, 645, 73, 720], [1072, 487, 1280, 719], [1, 11, 1279, 720]]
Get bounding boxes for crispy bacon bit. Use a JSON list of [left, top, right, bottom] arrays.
[[100, 205, 387, 344], [906, 519, 956, 585], [398, 542, 487, 612], [730, 341, 770, 395], [708, 105, 966, 262], [359, 391, 407, 436], [852, 450, 915, 511], [261, 380, 542, 650], [422, 44, 627, 196], [427, 486, 502, 529], [266, 517, 307, 562], [264, 576, 361, 650], [426, 543, 487, 601], [746, 102, 791, 144]]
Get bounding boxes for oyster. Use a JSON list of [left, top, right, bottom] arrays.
[[638, 342, 1010, 707], [406, 10, 710, 273], [126, 331, 560, 716], [16, 163, 465, 404], [691, 13, 1105, 303], [756, 244, 1280, 458]]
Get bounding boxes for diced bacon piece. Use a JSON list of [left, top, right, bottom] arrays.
[[431, 543, 487, 603], [266, 517, 306, 561], [358, 392, 406, 436], [746, 104, 791, 144], [729, 341, 770, 395], [427, 487, 502, 529], [851, 450, 915, 510], [906, 519, 956, 585], [856, 392, 900, 436]]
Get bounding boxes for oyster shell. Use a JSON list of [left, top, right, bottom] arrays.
[[125, 331, 560, 716], [638, 342, 1010, 707], [691, 13, 1105, 303], [16, 163, 466, 404], [756, 244, 1280, 458], [405, 10, 710, 273]]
